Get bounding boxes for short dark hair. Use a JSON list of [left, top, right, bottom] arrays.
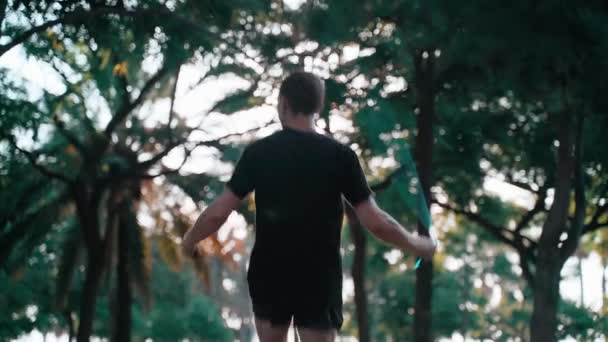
[[279, 71, 324, 115]]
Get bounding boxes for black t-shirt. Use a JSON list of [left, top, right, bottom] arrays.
[[226, 126, 373, 309]]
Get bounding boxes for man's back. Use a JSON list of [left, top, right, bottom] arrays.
[[253, 128, 341, 244], [227, 126, 372, 327]]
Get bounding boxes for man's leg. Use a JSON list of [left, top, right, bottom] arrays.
[[293, 308, 340, 342], [296, 327, 336, 342], [254, 317, 291, 342]]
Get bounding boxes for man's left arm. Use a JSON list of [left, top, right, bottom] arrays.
[[182, 144, 255, 256], [181, 188, 242, 256]]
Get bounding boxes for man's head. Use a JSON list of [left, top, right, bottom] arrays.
[[278, 71, 325, 123]]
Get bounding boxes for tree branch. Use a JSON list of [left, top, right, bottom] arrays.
[[436, 200, 537, 284], [2, 5, 200, 140], [166, 64, 182, 143], [591, 202, 608, 223], [517, 249, 535, 286], [44, 89, 88, 154], [435, 201, 516, 246], [140, 146, 191, 179], [504, 174, 540, 194], [53, 113, 88, 155], [515, 187, 547, 233], [49, 60, 96, 132], [5, 134, 72, 183], [139, 82, 273, 169], [180, 73, 264, 131], [0, 17, 64, 57], [584, 220, 608, 233], [0, 6, 119, 57], [137, 121, 274, 175], [0, 5, 215, 57], [104, 64, 170, 138], [583, 183, 608, 234]]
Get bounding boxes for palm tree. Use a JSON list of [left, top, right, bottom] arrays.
[[1, 1, 276, 340]]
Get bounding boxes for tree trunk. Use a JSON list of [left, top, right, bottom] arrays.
[[65, 310, 74, 342], [74, 188, 112, 342], [530, 111, 575, 342], [345, 202, 370, 342], [76, 251, 104, 342], [530, 248, 562, 342], [112, 209, 132, 342], [413, 49, 435, 342]]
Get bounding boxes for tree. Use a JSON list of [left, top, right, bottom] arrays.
[[428, 2, 608, 339], [1, 0, 273, 340], [304, 1, 608, 340]]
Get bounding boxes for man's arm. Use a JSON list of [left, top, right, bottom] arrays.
[[352, 197, 436, 259], [181, 188, 242, 256]]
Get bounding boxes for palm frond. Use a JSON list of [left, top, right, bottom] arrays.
[[156, 233, 183, 272], [191, 252, 211, 292], [2, 189, 72, 271]]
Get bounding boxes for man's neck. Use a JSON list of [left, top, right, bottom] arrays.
[[282, 115, 316, 132]]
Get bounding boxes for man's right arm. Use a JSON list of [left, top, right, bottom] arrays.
[[338, 146, 435, 259], [352, 197, 436, 259]]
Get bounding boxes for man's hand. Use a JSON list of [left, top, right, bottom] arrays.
[[180, 189, 242, 258], [411, 235, 437, 260]]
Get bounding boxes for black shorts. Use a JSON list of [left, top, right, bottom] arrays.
[[251, 298, 343, 331], [247, 250, 343, 331], [247, 272, 343, 331]]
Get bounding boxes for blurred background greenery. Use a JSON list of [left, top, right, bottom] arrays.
[[1, 0, 607, 341]]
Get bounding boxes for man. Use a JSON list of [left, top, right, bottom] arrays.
[[182, 71, 437, 342]]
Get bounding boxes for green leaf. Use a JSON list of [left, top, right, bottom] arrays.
[[212, 88, 264, 115]]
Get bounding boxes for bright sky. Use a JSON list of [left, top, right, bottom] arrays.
[[1, 1, 605, 339]]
